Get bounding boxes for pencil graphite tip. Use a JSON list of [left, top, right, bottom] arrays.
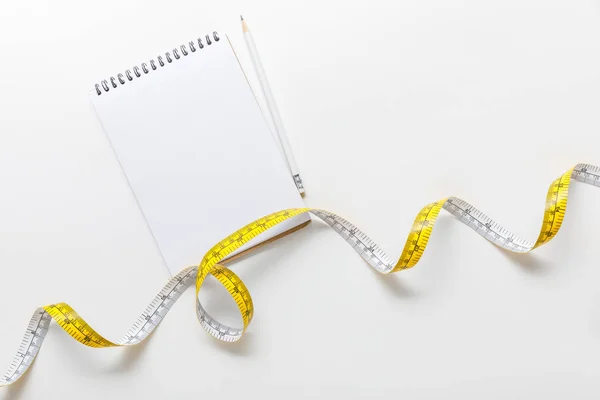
[[241, 16, 249, 33], [240, 15, 244, 21]]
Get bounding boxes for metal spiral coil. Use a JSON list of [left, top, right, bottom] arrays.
[[94, 31, 220, 95]]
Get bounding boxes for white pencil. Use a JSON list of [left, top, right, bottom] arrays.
[[241, 15, 305, 194]]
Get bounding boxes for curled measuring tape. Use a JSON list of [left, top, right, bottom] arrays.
[[1, 163, 599, 387]]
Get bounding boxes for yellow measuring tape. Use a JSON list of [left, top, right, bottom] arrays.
[[1, 163, 598, 387]]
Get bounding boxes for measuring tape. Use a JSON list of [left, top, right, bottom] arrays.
[[1, 163, 599, 387]]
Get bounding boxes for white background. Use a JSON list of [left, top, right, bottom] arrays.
[[1, 0, 600, 398]]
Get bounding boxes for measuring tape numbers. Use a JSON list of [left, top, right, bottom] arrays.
[[1, 163, 598, 387]]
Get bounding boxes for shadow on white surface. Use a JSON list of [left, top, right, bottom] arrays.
[[210, 332, 256, 357], [110, 333, 157, 374], [370, 269, 418, 299], [497, 249, 549, 276]]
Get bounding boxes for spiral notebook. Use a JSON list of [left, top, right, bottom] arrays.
[[90, 31, 309, 275]]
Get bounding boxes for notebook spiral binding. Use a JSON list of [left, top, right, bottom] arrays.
[[94, 31, 220, 95]]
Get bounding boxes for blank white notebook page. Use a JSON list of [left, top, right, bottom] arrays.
[[91, 33, 309, 275]]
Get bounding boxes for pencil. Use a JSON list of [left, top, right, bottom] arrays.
[[241, 15, 305, 194]]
